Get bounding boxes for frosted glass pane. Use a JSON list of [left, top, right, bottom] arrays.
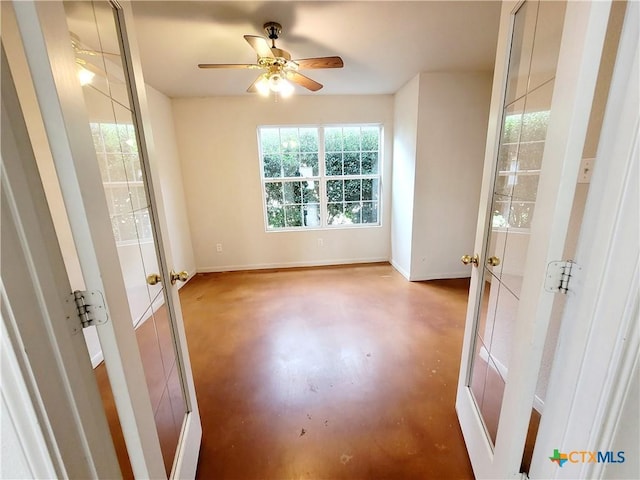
[[504, 1, 538, 105], [528, 1, 566, 92]]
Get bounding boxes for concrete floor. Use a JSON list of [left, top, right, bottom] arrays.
[[181, 263, 474, 479], [97, 263, 476, 479]]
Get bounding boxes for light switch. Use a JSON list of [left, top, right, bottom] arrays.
[[578, 158, 594, 184]]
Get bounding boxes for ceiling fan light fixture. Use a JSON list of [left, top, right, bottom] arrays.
[[198, 21, 342, 95], [267, 73, 285, 90], [256, 72, 294, 98], [77, 65, 95, 86], [256, 74, 271, 96], [279, 79, 294, 98]]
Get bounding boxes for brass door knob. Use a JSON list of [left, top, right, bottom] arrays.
[[170, 270, 189, 285], [461, 254, 479, 267], [146, 273, 161, 285], [487, 256, 501, 267]]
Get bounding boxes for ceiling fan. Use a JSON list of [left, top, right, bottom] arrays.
[[198, 22, 344, 96]]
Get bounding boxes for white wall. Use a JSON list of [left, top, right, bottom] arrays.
[[172, 95, 394, 272], [390, 75, 420, 279], [390, 72, 492, 281], [146, 86, 196, 277], [411, 72, 492, 280]]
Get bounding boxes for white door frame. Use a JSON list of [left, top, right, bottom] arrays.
[[530, 2, 639, 477], [456, 1, 612, 477], [12, 1, 203, 476], [116, 1, 203, 476], [10, 1, 204, 477], [1, 42, 120, 478]]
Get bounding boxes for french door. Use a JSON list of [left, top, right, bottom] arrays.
[[456, 1, 611, 478], [12, 1, 201, 478]]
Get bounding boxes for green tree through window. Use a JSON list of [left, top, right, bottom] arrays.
[[493, 110, 549, 230], [259, 125, 382, 230]]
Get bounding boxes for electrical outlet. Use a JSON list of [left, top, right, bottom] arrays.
[[318, 238, 324, 247], [216, 243, 223, 253]]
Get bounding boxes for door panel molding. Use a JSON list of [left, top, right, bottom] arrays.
[[12, 1, 202, 477], [456, 0, 612, 477], [494, 0, 610, 471], [12, 1, 166, 477], [1, 41, 120, 478], [114, 4, 202, 477], [530, 3, 639, 476]]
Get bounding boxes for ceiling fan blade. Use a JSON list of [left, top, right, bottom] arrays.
[[198, 63, 261, 69], [76, 48, 121, 58], [295, 56, 344, 69], [244, 35, 274, 59], [71, 31, 120, 57], [287, 71, 323, 92]]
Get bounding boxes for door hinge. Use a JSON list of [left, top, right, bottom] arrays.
[[544, 260, 581, 294], [67, 290, 108, 333]]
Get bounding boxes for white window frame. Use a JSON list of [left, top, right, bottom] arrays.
[[257, 124, 383, 232]]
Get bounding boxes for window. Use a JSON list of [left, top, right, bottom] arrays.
[[90, 122, 152, 244], [259, 125, 381, 230]]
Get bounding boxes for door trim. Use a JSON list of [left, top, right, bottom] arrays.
[[530, 3, 639, 476], [12, 1, 166, 477], [455, 2, 532, 475], [456, 0, 612, 477], [493, 0, 611, 470], [1, 41, 120, 478], [116, 3, 202, 477]]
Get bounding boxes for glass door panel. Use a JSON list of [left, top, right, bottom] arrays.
[[527, 1, 567, 93], [455, 0, 611, 477], [467, 0, 566, 448], [501, 81, 554, 299], [504, 0, 537, 105], [471, 269, 518, 444], [63, 1, 186, 475]]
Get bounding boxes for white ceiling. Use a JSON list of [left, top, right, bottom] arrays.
[[130, 1, 501, 98]]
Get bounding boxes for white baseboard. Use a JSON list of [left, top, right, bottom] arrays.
[[386, 260, 472, 282], [390, 260, 410, 280], [91, 350, 104, 368], [197, 260, 472, 281], [196, 257, 390, 273], [409, 271, 472, 281], [533, 395, 544, 413]]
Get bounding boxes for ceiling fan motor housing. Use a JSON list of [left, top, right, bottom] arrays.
[[264, 22, 282, 41]]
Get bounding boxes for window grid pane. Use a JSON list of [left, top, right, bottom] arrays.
[[260, 125, 381, 230], [260, 127, 320, 179]]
